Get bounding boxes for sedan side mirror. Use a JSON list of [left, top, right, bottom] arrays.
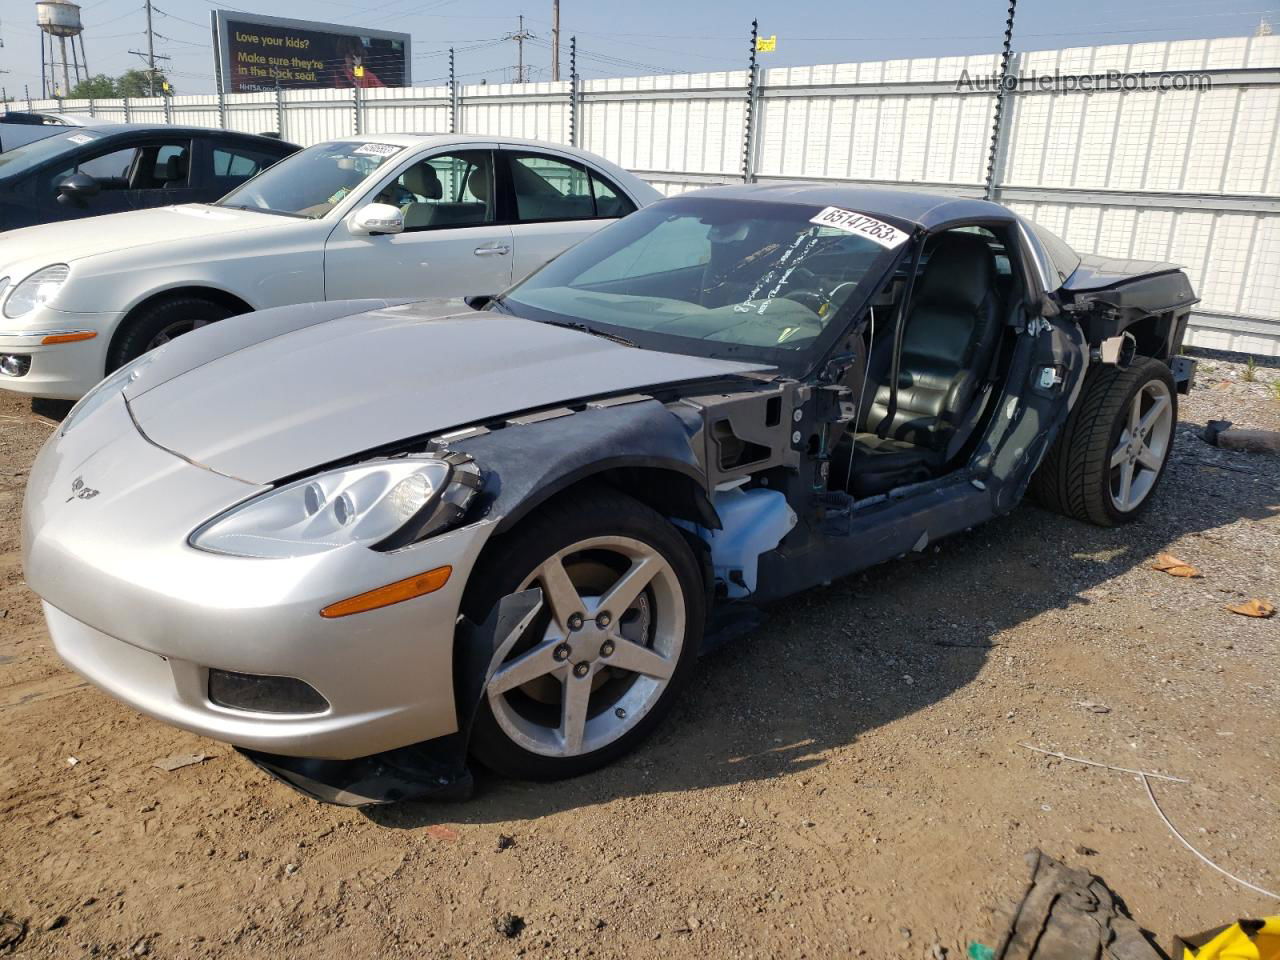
[[57, 172, 101, 206], [349, 202, 404, 236]]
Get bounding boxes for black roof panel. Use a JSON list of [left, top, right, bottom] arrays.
[[677, 181, 1013, 229]]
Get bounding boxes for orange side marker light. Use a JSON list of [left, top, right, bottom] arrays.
[[320, 566, 452, 618], [41, 331, 98, 345]]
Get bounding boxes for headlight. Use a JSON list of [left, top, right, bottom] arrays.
[[191, 454, 482, 559], [4, 265, 69, 319], [60, 352, 156, 435]]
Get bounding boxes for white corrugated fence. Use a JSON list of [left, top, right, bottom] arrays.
[[13, 33, 1280, 355]]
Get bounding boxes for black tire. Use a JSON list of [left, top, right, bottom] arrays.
[[107, 297, 234, 372], [1032, 356, 1177, 527], [464, 487, 705, 782]]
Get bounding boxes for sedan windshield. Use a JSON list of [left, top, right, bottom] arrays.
[[0, 129, 105, 179], [502, 196, 908, 365], [217, 139, 406, 218]]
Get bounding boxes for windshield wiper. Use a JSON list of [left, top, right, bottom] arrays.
[[218, 203, 310, 219], [543, 319, 638, 348]]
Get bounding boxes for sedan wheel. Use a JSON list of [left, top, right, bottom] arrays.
[[107, 297, 235, 372], [467, 489, 703, 781], [145, 317, 217, 351]]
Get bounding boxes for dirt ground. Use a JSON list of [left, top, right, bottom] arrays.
[[0, 355, 1277, 960]]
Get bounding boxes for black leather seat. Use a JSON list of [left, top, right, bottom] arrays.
[[846, 232, 1002, 497]]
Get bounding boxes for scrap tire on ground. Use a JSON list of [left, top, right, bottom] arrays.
[[107, 297, 235, 372], [994, 850, 1166, 960], [1032, 356, 1177, 527], [464, 486, 704, 782]]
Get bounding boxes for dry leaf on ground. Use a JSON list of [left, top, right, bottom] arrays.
[[1151, 553, 1202, 578], [152, 753, 211, 772], [1225, 598, 1275, 618]]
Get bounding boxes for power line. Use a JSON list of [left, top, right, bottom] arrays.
[[503, 15, 534, 83]]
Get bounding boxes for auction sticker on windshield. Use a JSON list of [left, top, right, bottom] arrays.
[[353, 142, 401, 158], [65, 133, 97, 145], [809, 207, 908, 249]]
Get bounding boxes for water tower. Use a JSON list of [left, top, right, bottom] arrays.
[[36, 0, 89, 99]]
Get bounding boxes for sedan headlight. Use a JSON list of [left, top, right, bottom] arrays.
[[4, 264, 69, 319], [191, 454, 482, 559], [60, 352, 156, 435]]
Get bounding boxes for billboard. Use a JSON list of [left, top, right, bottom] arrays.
[[211, 11, 411, 93]]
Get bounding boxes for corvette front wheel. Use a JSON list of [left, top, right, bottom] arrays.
[[466, 488, 704, 781]]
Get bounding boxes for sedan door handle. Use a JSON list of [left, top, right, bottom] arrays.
[[474, 244, 510, 256]]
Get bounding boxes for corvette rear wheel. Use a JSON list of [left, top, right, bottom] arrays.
[[467, 489, 703, 781], [1032, 356, 1177, 526]]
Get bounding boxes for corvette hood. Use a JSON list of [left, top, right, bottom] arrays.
[[126, 300, 771, 484], [0, 204, 287, 270]]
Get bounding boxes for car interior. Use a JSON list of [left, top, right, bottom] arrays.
[[387, 150, 635, 231], [56, 141, 191, 192], [391, 151, 495, 230], [515, 215, 888, 349], [828, 225, 1024, 499]]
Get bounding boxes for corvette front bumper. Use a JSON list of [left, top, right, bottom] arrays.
[[22, 392, 498, 760]]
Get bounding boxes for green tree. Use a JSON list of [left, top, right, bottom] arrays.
[[117, 68, 173, 97], [67, 74, 117, 99]]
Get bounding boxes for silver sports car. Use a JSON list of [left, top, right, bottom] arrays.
[[22, 185, 1197, 804]]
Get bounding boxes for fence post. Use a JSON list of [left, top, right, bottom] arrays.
[[87, 98, 94, 117], [742, 19, 759, 183], [984, 0, 1018, 200], [448, 48, 456, 134], [122, 96, 130, 122], [353, 82, 362, 135], [568, 35, 578, 147], [275, 80, 284, 139], [163, 90, 172, 124]]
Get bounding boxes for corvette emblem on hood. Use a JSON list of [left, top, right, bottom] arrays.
[[66, 477, 99, 502]]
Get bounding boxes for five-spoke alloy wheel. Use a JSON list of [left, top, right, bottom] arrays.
[[1033, 356, 1178, 526], [466, 488, 703, 780], [1108, 377, 1174, 514]]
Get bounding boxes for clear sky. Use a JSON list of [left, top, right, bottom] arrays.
[[2, 0, 1277, 99]]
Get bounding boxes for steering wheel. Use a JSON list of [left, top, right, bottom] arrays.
[[779, 267, 834, 315]]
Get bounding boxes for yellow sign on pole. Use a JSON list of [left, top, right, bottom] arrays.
[[756, 34, 777, 53], [354, 64, 366, 79]]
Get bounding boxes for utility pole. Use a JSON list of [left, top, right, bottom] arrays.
[[505, 15, 534, 83], [551, 0, 560, 82], [127, 0, 162, 95]]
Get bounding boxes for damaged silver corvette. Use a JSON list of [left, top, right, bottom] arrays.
[[22, 185, 1199, 804]]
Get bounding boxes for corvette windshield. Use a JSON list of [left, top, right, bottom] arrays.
[[217, 139, 406, 218], [503, 197, 906, 364]]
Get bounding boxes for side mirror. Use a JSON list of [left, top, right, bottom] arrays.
[[349, 202, 404, 236], [464, 294, 495, 311], [57, 172, 100, 205]]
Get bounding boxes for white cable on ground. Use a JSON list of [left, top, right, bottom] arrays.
[[1020, 743, 1279, 902], [1141, 774, 1280, 902], [1019, 743, 1190, 783]]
